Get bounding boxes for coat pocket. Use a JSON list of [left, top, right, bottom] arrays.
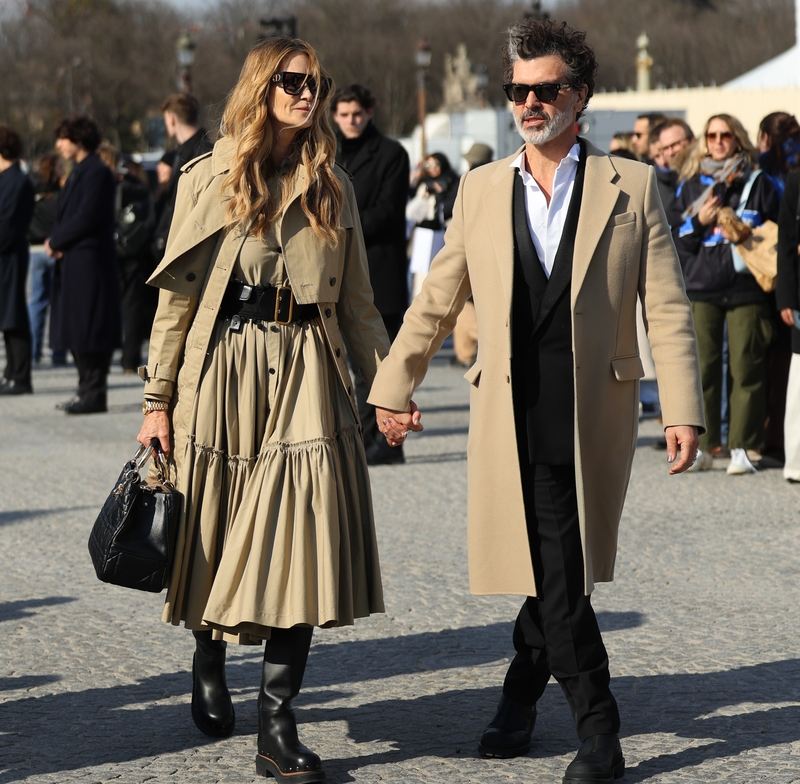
[[463, 361, 482, 387], [611, 354, 644, 381], [612, 211, 637, 227]]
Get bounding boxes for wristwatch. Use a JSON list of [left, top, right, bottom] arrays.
[[142, 399, 170, 415]]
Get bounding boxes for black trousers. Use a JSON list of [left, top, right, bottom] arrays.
[[355, 312, 404, 462], [72, 351, 112, 402], [502, 463, 620, 741], [3, 328, 32, 385], [119, 256, 158, 371]]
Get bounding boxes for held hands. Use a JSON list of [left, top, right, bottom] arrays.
[[43, 238, 62, 259], [375, 401, 423, 447], [665, 425, 699, 474], [137, 410, 172, 456], [781, 308, 796, 327]]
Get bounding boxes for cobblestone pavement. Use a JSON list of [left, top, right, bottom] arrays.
[[1, 349, 800, 784]]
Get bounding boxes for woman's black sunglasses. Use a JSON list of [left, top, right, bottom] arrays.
[[502, 82, 571, 104], [272, 71, 332, 99]]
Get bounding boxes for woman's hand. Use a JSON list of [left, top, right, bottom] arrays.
[[375, 401, 423, 447], [697, 195, 721, 227], [781, 307, 797, 327], [137, 410, 172, 456]]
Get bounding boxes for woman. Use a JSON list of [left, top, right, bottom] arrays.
[[98, 142, 157, 374], [137, 37, 389, 782], [47, 116, 122, 414], [27, 153, 66, 366], [757, 112, 800, 200], [671, 114, 779, 474], [0, 124, 35, 395], [407, 152, 459, 297]]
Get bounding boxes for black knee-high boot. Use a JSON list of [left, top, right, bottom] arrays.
[[255, 625, 324, 783], [192, 629, 235, 738]]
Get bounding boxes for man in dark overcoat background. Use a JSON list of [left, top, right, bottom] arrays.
[[332, 83, 410, 465], [47, 116, 122, 414], [0, 124, 35, 395]]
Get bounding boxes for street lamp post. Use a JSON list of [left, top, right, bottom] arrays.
[[415, 37, 432, 160], [176, 33, 196, 94]]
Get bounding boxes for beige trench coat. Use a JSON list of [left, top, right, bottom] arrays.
[[369, 141, 705, 596], [140, 137, 390, 454]]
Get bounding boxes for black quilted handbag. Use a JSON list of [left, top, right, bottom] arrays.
[[88, 441, 182, 593]]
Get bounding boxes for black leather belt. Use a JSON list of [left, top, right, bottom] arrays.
[[219, 281, 318, 331]]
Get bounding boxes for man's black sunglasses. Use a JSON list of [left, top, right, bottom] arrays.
[[502, 82, 571, 104], [271, 71, 332, 99]]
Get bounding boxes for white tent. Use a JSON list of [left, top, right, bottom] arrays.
[[724, 0, 800, 89]]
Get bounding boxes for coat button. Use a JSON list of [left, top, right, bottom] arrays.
[[335, 348, 341, 357], [330, 276, 336, 286], [506, 375, 510, 384], [276, 246, 282, 254], [186, 272, 196, 281], [271, 325, 279, 333], [269, 368, 276, 375], [325, 308, 332, 317]]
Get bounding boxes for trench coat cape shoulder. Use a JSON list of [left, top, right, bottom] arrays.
[[368, 140, 705, 597], [140, 137, 390, 424]]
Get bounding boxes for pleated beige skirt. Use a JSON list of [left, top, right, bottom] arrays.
[[162, 313, 384, 645]]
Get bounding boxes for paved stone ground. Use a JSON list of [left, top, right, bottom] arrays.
[[1, 347, 800, 783]]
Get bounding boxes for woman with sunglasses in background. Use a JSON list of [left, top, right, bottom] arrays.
[[137, 36, 390, 782], [671, 114, 779, 474]]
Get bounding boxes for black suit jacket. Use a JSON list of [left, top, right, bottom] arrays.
[[512, 147, 586, 466], [49, 153, 121, 352], [336, 123, 410, 315]]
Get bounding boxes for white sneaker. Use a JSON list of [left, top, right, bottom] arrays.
[[686, 449, 713, 472], [727, 448, 757, 475]]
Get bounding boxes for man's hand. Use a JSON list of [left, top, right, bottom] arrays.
[[781, 307, 796, 327], [665, 425, 699, 474], [375, 401, 423, 447]]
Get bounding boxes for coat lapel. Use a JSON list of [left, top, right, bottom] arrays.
[[571, 143, 621, 302], [484, 152, 519, 309]]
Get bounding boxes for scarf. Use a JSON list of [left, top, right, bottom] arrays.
[[682, 152, 750, 221]]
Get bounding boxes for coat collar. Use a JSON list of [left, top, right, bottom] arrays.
[[482, 139, 622, 307]]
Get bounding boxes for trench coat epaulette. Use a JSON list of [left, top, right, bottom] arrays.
[[180, 150, 214, 174]]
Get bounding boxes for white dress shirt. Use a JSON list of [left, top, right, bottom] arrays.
[[510, 143, 581, 279]]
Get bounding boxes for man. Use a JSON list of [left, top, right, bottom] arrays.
[[632, 112, 667, 164], [650, 117, 694, 218], [332, 84, 410, 465], [369, 18, 704, 783], [153, 93, 213, 262]]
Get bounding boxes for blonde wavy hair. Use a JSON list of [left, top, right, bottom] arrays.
[[220, 37, 343, 246], [678, 113, 757, 182]]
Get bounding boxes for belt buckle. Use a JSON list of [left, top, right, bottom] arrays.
[[274, 286, 294, 325]]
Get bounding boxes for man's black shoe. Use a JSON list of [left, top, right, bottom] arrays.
[[562, 734, 624, 783], [0, 380, 33, 395], [63, 396, 107, 415], [477, 695, 536, 758]]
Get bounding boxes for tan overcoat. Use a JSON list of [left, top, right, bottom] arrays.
[[368, 141, 705, 596], [140, 137, 390, 451]]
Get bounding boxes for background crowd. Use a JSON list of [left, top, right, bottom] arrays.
[[1, 58, 800, 479]]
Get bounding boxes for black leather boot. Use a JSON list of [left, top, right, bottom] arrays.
[[478, 694, 537, 758], [255, 626, 325, 783], [191, 630, 235, 738], [562, 734, 624, 783]]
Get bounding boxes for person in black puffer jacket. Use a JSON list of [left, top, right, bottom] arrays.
[[671, 113, 779, 474]]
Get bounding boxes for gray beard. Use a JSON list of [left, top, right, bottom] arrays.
[[514, 94, 578, 145]]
